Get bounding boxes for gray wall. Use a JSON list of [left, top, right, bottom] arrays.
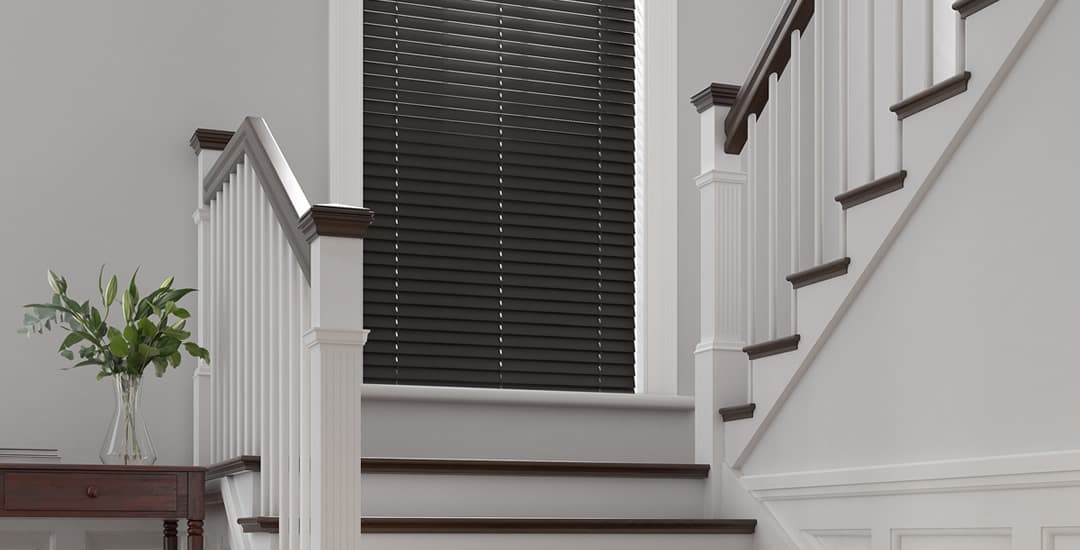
[[0, 0, 327, 464], [677, 0, 784, 393]]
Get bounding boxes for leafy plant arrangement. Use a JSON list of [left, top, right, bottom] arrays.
[[19, 268, 210, 378]]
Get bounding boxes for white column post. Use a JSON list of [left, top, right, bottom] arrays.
[[299, 205, 372, 550], [329, 0, 364, 206], [690, 84, 748, 516], [190, 131, 226, 467]]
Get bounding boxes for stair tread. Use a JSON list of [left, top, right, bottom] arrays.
[[211, 455, 709, 479], [786, 258, 851, 289], [718, 404, 756, 422], [891, 72, 972, 120], [836, 171, 907, 210], [742, 334, 800, 360], [237, 516, 758, 534]]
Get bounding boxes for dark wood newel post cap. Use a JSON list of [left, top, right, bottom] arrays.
[[298, 204, 375, 243], [691, 83, 741, 113], [189, 129, 235, 153]]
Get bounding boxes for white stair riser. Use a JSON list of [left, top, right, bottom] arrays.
[[362, 474, 706, 518], [360, 533, 753, 550], [363, 395, 694, 463]]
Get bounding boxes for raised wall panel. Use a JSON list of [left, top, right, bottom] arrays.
[[1044, 527, 1080, 550], [892, 529, 1010, 550], [807, 530, 870, 550], [84, 531, 160, 550]]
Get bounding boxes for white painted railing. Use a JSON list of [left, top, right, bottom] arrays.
[[192, 117, 371, 550], [698, 0, 967, 349], [693, 0, 971, 508]]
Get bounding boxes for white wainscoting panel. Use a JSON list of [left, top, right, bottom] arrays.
[[891, 528, 1010, 550], [1044, 528, 1080, 550]]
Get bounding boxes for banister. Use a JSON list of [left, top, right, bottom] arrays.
[[722, 0, 814, 154], [193, 116, 373, 281]]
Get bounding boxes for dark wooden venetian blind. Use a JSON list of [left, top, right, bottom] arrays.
[[363, 0, 637, 392]]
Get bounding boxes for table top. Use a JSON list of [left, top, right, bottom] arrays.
[[0, 463, 206, 472]]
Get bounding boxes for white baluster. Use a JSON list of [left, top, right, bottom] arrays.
[[955, 8, 966, 73], [746, 114, 757, 344], [276, 226, 290, 550], [874, 0, 903, 176], [254, 174, 268, 514], [228, 173, 238, 459], [838, 0, 849, 257], [299, 280, 311, 550], [288, 256, 300, 550], [767, 73, 779, 340], [790, 29, 802, 333], [813, 0, 824, 265]]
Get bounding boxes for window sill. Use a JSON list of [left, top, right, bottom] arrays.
[[360, 383, 693, 411]]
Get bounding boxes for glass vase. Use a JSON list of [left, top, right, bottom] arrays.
[[100, 373, 157, 465]]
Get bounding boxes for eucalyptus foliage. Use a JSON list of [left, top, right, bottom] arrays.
[[19, 267, 210, 379]]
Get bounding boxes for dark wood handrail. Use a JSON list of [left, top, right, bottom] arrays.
[[723, 0, 814, 154], [192, 117, 373, 281]]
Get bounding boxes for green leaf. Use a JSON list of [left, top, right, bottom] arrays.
[[109, 337, 129, 357], [124, 325, 139, 344], [121, 290, 134, 321], [169, 352, 182, 367], [169, 319, 186, 331], [105, 276, 118, 307], [47, 270, 66, 295], [59, 349, 74, 360], [138, 343, 160, 359], [98, 265, 105, 301], [137, 318, 156, 339], [184, 342, 210, 364], [160, 276, 174, 290], [128, 268, 140, 303], [153, 357, 168, 377], [173, 308, 190, 319], [72, 359, 103, 368], [59, 331, 84, 351]]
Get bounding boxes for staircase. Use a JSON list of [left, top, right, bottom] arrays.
[[186, 0, 1045, 548]]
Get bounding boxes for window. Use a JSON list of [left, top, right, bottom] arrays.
[[363, 0, 637, 392]]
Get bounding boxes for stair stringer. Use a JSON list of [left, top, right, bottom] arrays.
[[725, 0, 1058, 469]]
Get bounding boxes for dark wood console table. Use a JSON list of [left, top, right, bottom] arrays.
[[0, 464, 206, 550]]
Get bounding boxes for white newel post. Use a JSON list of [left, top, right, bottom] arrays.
[[690, 85, 748, 515], [299, 205, 372, 550], [190, 131, 228, 467]]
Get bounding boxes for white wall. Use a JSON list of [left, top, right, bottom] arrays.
[[743, 0, 1080, 475], [677, 0, 784, 393], [0, 0, 327, 465]]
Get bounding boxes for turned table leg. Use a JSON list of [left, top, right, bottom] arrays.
[[187, 519, 203, 550], [163, 520, 178, 550]]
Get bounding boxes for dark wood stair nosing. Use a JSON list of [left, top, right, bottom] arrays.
[[742, 334, 801, 360], [890, 72, 972, 120], [206, 455, 261, 481], [836, 170, 907, 210], [953, 0, 1000, 18], [786, 258, 851, 289], [360, 517, 758, 534], [362, 458, 710, 479], [718, 403, 756, 422], [237, 516, 279, 534]]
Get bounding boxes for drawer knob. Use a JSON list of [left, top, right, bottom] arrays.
[[86, 486, 99, 498]]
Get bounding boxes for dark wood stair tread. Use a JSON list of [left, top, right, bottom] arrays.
[[891, 72, 971, 120], [363, 458, 709, 478], [211, 456, 709, 480], [206, 455, 260, 481], [786, 258, 851, 289], [718, 404, 756, 422], [836, 171, 907, 209], [238, 516, 279, 533], [742, 334, 800, 360], [237, 516, 757, 534], [953, 0, 1000, 18]]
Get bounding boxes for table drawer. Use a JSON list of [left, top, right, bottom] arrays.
[[3, 472, 179, 513]]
